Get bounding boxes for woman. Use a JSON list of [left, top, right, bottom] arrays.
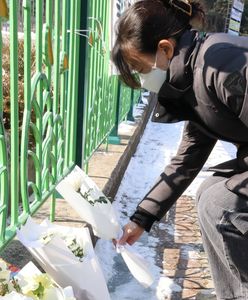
[[112, 0, 248, 299]]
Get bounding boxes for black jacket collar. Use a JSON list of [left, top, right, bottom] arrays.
[[158, 30, 199, 99]]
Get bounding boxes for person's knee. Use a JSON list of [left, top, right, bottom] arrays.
[[196, 175, 226, 207], [196, 178, 225, 226], [196, 179, 236, 229], [196, 176, 215, 207]]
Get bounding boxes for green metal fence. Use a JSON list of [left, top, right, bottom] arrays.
[[0, 0, 141, 251], [0, 0, 81, 250], [82, 0, 118, 165], [81, 1, 138, 165]]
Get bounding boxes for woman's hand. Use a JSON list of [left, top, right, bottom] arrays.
[[118, 221, 145, 246]]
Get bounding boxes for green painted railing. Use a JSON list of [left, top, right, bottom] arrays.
[[0, 0, 81, 250], [82, 1, 138, 165], [119, 83, 133, 123], [0, 0, 141, 251], [82, 0, 119, 165]]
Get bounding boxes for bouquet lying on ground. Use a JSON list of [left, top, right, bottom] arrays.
[[0, 260, 75, 300], [17, 218, 111, 300], [56, 165, 154, 288]]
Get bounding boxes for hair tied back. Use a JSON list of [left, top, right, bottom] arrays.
[[169, 0, 192, 16]]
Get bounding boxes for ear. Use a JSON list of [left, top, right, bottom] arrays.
[[157, 39, 175, 60]]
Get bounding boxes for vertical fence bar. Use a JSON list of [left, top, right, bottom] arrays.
[[102, 0, 109, 143], [127, 89, 135, 122], [75, 0, 88, 168], [60, 0, 68, 172], [64, 0, 76, 168], [91, 5, 97, 153], [86, 1, 96, 162], [50, 0, 61, 220], [9, 0, 19, 227], [35, 0, 42, 197], [42, 0, 52, 193], [50, 1, 60, 217], [45, 0, 52, 82], [69, 0, 81, 165], [21, 0, 31, 214], [108, 81, 121, 144], [0, 17, 8, 243], [53, 0, 60, 136], [81, 0, 92, 172], [97, 1, 104, 149]]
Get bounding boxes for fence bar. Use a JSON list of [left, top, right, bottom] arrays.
[[69, 0, 81, 165], [76, 0, 88, 168], [127, 89, 135, 122], [0, 140, 8, 242], [0, 17, 8, 242], [48, 0, 60, 222], [21, 0, 31, 214], [45, 0, 52, 82], [64, 0, 76, 168], [35, 0, 42, 196], [52, 0, 61, 177], [108, 81, 121, 145], [60, 0, 68, 172], [9, 0, 19, 227]]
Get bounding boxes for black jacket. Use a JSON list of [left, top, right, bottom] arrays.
[[131, 30, 248, 231]]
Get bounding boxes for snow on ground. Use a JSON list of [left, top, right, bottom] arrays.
[[95, 107, 236, 299]]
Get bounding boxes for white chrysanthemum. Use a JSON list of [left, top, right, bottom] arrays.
[[22, 274, 53, 296]]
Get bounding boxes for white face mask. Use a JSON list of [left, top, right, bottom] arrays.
[[139, 68, 167, 94], [139, 52, 168, 93]]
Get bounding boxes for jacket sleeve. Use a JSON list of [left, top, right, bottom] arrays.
[[130, 121, 217, 231]]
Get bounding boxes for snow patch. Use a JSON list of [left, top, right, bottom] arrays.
[[156, 276, 182, 299]]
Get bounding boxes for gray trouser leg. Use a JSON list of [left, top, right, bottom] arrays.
[[196, 174, 248, 300]]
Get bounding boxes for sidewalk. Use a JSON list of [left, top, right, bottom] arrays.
[[160, 196, 214, 299]]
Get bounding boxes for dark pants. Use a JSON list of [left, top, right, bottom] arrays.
[[196, 174, 248, 300]]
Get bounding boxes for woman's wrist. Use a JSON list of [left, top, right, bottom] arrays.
[[130, 208, 158, 232]]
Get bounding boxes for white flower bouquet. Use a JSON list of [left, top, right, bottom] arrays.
[[17, 218, 111, 300], [57, 166, 121, 240], [56, 165, 154, 288], [0, 260, 75, 300]]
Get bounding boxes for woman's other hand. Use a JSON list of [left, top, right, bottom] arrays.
[[118, 221, 145, 246]]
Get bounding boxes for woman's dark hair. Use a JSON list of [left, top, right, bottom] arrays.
[[112, 0, 205, 88]]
